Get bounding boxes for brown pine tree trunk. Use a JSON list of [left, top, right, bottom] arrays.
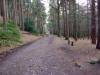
[[63, 2, 66, 37], [87, 0, 90, 39], [0, 0, 3, 16], [77, 2, 81, 38], [91, 0, 96, 44], [2, 0, 7, 30], [18, 0, 21, 28], [96, 0, 100, 49], [6, 0, 9, 20], [57, 0, 61, 36], [12, 0, 17, 28], [8, 0, 11, 20], [65, 0, 69, 40], [19, 0, 24, 30], [73, 0, 77, 40]]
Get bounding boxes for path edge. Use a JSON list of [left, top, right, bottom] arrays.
[[0, 37, 42, 61]]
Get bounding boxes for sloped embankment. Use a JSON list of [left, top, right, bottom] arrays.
[[0, 31, 41, 60]]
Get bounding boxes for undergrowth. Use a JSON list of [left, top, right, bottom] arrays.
[[24, 17, 40, 35], [0, 21, 23, 47]]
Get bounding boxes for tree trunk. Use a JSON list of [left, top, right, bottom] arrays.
[[2, 0, 7, 30], [77, 2, 81, 38], [12, 0, 17, 28], [63, 2, 66, 37], [96, 0, 100, 49], [57, 0, 61, 36], [19, 0, 24, 30], [73, 0, 77, 40], [91, 0, 96, 44], [6, 0, 9, 20], [64, 0, 69, 40], [87, 0, 90, 39], [0, 0, 3, 16]]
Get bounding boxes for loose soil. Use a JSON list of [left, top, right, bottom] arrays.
[[0, 35, 100, 75]]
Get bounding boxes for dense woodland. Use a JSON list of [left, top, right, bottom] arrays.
[[48, 0, 100, 49], [0, 0, 100, 49], [0, 0, 46, 47]]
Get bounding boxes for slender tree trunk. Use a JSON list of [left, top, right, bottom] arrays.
[[96, 0, 100, 49], [73, 0, 77, 40], [12, 0, 17, 28], [91, 0, 96, 44], [27, 0, 30, 28], [2, 0, 7, 30], [77, 2, 81, 38], [87, 0, 90, 39], [8, 0, 11, 20], [65, 0, 69, 40], [63, 2, 66, 37], [68, 1, 71, 37], [19, 0, 24, 30], [57, 0, 61, 36], [18, 0, 21, 28], [6, 0, 9, 20], [0, 0, 3, 16]]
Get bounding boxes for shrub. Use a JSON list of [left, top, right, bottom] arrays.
[[0, 30, 11, 39], [6, 41, 12, 47], [32, 29, 40, 35], [24, 17, 35, 32], [24, 17, 40, 35], [0, 20, 22, 47], [0, 40, 3, 46], [0, 22, 3, 27]]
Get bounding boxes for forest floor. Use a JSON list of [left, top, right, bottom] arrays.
[[0, 31, 41, 59], [0, 35, 100, 75]]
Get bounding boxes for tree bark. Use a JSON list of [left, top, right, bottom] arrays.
[[64, 0, 69, 40], [91, 0, 96, 44], [19, 0, 24, 30], [0, 0, 3, 16], [12, 0, 17, 28], [6, 0, 9, 20], [87, 0, 90, 39], [63, 2, 66, 37], [57, 0, 61, 36], [96, 0, 100, 49], [2, 0, 7, 30], [73, 0, 77, 40]]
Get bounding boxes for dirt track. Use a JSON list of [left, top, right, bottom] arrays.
[[0, 35, 100, 75]]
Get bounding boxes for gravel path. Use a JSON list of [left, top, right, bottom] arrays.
[[0, 35, 100, 75]]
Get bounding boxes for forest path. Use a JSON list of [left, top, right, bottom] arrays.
[[0, 35, 100, 75]]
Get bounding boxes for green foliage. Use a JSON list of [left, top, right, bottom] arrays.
[[8, 20, 20, 39], [0, 30, 12, 39], [0, 20, 22, 47], [0, 40, 3, 46], [0, 22, 3, 27], [24, 17, 35, 32], [7, 20, 15, 27], [42, 30, 46, 35], [32, 29, 40, 35], [6, 41, 12, 47], [13, 38, 23, 44], [24, 17, 40, 35]]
